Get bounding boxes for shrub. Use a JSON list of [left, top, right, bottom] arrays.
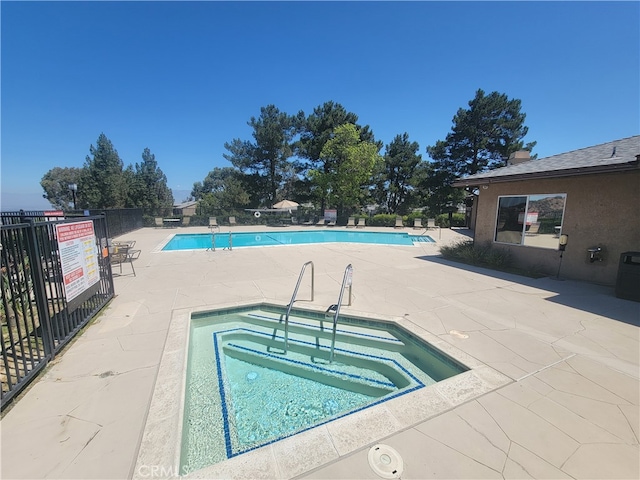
[[369, 213, 400, 227], [440, 240, 513, 270], [436, 213, 466, 228]]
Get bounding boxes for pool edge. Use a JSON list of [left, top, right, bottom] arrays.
[[133, 301, 513, 480]]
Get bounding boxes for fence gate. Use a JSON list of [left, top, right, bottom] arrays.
[[1, 215, 115, 410]]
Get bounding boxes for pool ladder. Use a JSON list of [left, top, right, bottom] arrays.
[[283, 261, 314, 352], [327, 264, 353, 363], [208, 231, 232, 251], [282, 262, 353, 363]]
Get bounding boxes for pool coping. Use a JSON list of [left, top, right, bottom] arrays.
[[152, 229, 435, 253], [133, 300, 512, 480]]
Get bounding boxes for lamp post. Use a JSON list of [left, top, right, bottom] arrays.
[[68, 183, 77, 210]]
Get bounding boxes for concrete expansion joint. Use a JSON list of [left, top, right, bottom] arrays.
[[516, 354, 577, 382]]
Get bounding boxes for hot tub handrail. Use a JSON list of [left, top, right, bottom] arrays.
[[329, 263, 353, 363], [284, 261, 315, 352]]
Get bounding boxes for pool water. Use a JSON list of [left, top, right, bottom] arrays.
[[180, 305, 467, 474], [225, 356, 374, 446], [162, 230, 433, 250]]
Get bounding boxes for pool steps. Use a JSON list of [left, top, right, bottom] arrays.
[[223, 341, 399, 398], [215, 312, 434, 398], [221, 330, 413, 386], [238, 311, 405, 351]]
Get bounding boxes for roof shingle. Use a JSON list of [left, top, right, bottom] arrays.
[[453, 135, 639, 186]]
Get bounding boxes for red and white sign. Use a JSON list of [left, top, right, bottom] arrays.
[[55, 221, 100, 303], [518, 212, 539, 225], [324, 209, 337, 222]]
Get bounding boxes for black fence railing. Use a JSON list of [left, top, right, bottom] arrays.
[[1, 208, 144, 238], [1, 215, 115, 410]]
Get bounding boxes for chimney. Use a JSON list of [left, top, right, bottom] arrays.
[[507, 150, 531, 166]]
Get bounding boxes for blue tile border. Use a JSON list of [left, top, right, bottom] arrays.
[[210, 326, 426, 460]]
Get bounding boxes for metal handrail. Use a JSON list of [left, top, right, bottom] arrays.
[[329, 264, 353, 363], [284, 261, 315, 352]]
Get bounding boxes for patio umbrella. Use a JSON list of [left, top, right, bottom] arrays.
[[272, 199, 299, 209]]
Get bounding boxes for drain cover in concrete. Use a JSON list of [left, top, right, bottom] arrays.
[[368, 444, 403, 479]]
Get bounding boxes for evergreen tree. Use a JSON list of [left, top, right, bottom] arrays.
[[426, 89, 536, 212], [130, 148, 174, 209], [223, 105, 302, 207], [80, 133, 125, 209], [374, 133, 422, 214]]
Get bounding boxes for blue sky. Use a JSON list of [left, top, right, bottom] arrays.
[[2, 1, 638, 211]]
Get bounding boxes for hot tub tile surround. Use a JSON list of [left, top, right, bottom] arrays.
[[133, 301, 512, 480]]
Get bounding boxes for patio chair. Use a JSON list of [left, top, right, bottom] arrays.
[[346, 217, 356, 228], [112, 239, 136, 248], [154, 217, 163, 228], [394, 216, 404, 228], [229, 216, 237, 226], [427, 218, 437, 229], [110, 246, 140, 276], [326, 219, 336, 227], [413, 218, 423, 229], [314, 219, 326, 227], [356, 217, 365, 228], [182, 216, 190, 227], [209, 217, 220, 231]]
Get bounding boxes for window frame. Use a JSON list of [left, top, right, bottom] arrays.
[[494, 193, 567, 249]]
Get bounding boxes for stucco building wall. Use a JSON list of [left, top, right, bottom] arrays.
[[472, 169, 640, 285]]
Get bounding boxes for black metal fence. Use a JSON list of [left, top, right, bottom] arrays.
[[1, 215, 115, 410], [1, 208, 144, 238]]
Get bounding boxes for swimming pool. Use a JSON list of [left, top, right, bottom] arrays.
[[162, 230, 434, 250], [180, 304, 468, 474]]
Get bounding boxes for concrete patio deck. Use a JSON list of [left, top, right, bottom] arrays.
[[1, 225, 638, 479]]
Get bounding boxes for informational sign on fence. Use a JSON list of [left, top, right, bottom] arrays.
[[324, 209, 337, 222], [55, 221, 100, 309]]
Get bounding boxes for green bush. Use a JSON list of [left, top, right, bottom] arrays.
[[440, 240, 513, 270], [369, 213, 400, 227], [436, 213, 466, 228]]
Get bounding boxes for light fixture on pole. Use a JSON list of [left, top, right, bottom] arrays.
[[68, 183, 77, 210]]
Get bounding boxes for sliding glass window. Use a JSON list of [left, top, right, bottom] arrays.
[[495, 194, 566, 249]]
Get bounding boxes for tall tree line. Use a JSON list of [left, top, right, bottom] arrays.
[[40, 133, 174, 211], [194, 91, 535, 216], [40, 89, 535, 215]]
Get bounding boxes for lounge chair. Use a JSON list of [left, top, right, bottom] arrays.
[[314, 219, 326, 227], [209, 217, 220, 231], [229, 216, 237, 226], [154, 217, 163, 228], [326, 219, 336, 227], [356, 217, 365, 228], [182, 216, 190, 227], [427, 218, 437, 229], [394, 216, 404, 228], [525, 222, 540, 235], [413, 218, 423, 229], [346, 217, 356, 228]]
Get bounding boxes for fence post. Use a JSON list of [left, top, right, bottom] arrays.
[[25, 219, 55, 358]]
